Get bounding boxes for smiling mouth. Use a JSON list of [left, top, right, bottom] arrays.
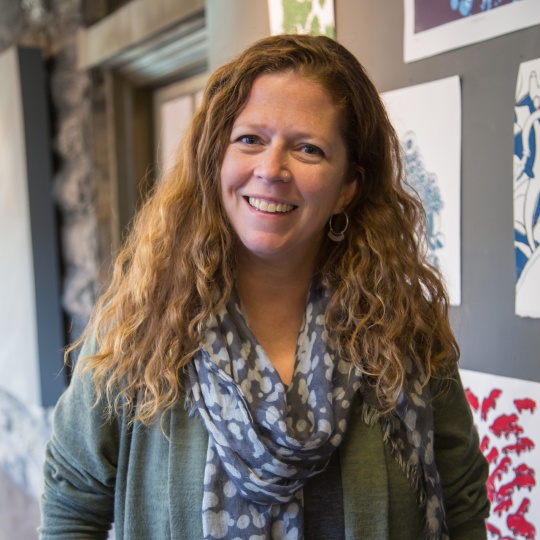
[[247, 197, 297, 214]]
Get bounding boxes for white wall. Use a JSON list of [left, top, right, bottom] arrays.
[[0, 47, 41, 406]]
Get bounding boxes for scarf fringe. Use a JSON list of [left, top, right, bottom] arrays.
[[360, 402, 426, 503], [360, 402, 448, 540]]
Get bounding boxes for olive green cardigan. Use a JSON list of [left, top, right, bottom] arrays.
[[40, 337, 489, 539]]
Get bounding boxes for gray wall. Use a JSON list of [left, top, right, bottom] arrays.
[[338, 1, 540, 381], [207, 0, 270, 71], [207, 0, 540, 382]]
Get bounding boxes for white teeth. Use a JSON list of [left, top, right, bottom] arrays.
[[248, 197, 294, 213]]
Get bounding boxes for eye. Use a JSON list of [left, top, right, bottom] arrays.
[[236, 135, 260, 145], [300, 144, 324, 157]]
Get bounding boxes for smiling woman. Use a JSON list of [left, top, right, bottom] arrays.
[[40, 34, 489, 540], [220, 72, 355, 277], [219, 72, 356, 385]]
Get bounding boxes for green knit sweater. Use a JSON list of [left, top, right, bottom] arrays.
[[40, 337, 490, 539]]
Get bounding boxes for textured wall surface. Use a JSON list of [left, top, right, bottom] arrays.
[[0, 1, 104, 537], [0, 0, 101, 349]]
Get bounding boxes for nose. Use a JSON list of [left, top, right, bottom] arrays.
[[254, 144, 290, 183]]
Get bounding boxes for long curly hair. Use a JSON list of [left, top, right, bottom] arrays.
[[74, 34, 458, 424]]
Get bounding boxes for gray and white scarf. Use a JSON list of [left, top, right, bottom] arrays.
[[186, 284, 448, 539]]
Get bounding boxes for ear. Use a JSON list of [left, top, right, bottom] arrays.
[[334, 166, 362, 213]]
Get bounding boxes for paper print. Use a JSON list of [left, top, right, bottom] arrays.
[[414, 0, 521, 33], [514, 58, 540, 318], [382, 77, 462, 305], [461, 368, 540, 539], [404, 0, 540, 62], [401, 132, 446, 270], [267, 0, 335, 38]]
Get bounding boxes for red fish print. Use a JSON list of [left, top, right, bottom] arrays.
[[486, 522, 501, 537], [486, 446, 499, 464], [514, 398, 536, 414], [511, 473, 536, 491], [493, 497, 514, 516], [482, 388, 502, 420], [480, 435, 490, 453], [490, 414, 523, 438], [502, 437, 535, 457], [507, 498, 535, 539], [465, 388, 480, 411]]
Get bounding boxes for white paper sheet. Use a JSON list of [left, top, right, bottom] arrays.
[[404, 0, 540, 63], [382, 77, 462, 305], [461, 368, 540, 539], [514, 57, 540, 318]]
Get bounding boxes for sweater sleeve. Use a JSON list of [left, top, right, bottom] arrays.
[[39, 336, 119, 539], [432, 370, 491, 539]]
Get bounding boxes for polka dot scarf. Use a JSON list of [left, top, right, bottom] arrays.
[[186, 284, 361, 539], [186, 283, 449, 539]]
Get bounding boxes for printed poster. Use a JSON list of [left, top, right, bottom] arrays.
[[382, 76, 462, 305], [404, 0, 540, 63], [267, 0, 335, 37], [461, 368, 540, 539], [514, 57, 540, 318]]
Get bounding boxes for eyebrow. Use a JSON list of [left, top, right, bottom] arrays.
[[230, 122, 333, 149]]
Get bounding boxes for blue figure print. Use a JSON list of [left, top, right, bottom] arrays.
[[451, 0, 519, 17], [401, 132, 445, 269], [451, 0, 474, 16], [514, 67, 540, 305]]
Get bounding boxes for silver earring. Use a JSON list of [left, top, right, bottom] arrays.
[[327, 212, 349, 242]]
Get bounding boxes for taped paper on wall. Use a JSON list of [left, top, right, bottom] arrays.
[[461, 368, 539, 539], [514, 57, 540, 319], [404, 0, 540, 63], [382, 77, 462, 305], [267, 0, 335, 37]]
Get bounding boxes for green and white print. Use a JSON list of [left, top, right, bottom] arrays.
[[267, 0, 335, 38]]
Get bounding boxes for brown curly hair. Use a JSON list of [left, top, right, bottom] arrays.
[[73, 33, 458, 424]]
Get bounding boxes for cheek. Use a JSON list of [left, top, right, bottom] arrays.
[[315, 174, 349, 201], [220, 152, 246, 193], [219, 153, 231, 192]]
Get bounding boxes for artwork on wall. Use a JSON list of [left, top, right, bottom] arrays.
[[267, 0, 335, 37], [514, 57, 540, 319], [460, 369, 539, 539], [404, 0, 540, 63], [382, 76, 462, 305]]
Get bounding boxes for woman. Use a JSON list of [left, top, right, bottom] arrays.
[[40, 34, 489, 539]]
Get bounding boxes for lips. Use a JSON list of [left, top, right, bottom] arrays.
[[247, 197, 296, 214]]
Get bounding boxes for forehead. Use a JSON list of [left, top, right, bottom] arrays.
[[234, 72, 341, 129]]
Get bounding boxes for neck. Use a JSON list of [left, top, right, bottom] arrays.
[[235, 249, 317, 305], [234, 250, 318, 385]]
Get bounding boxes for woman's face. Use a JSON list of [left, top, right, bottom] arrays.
[[220, 71, 357, 266]]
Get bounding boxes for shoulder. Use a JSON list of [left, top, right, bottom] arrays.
[[429, 369, 491, 536], [52, 334, 122, 456], [430, 369, 474, 427]]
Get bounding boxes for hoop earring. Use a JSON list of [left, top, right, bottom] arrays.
[[327, 212, 349, 242]]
